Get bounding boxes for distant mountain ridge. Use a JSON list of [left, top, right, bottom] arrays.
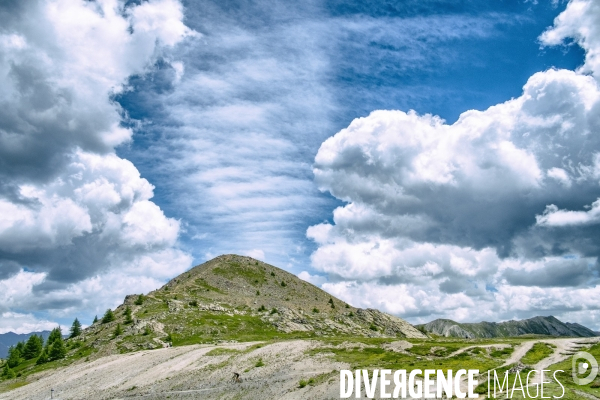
[[419, 316, 597, 338], [0, 331, 52, 359]]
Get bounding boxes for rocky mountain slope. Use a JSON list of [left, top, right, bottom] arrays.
[[419, 316, 597, 338], [77, 254, 424, 359]]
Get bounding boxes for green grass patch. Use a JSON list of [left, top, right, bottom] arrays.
[[194, 278, 225, 294], [490, 346, 514, 358], [169, 313, 315, 344], [205, 347, 241, 356], [521, 342, 554, 365], [212, 262, 266, 286]]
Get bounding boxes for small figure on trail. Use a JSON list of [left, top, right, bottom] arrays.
[[232, 372, 242, 383]]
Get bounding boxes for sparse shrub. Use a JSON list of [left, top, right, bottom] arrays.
[[348, 311, 354, 317], [102, 309, 115, 324], [143, 326, 152, 336], [369, 324, 377, 331], [312, 307, 319, 313], [165, 333, 172, 343], [258, 305, 266, 312], [280, 281, 287, 287], [189, 300, 198, 307], [270, 308, 278, 315], [256, 290, 260, 296], [255, 358, 264, 367], [345, 304, 349, 308], [113, 323, 123, 338], [298, 379, 308, 388], [134, 294, 145, 305], [69, 341, 82, 350], [124, 306, 133, 324], [270, 272, 275, 277]]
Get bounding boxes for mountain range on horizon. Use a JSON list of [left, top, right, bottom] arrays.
[[419, 316, 598, 338]]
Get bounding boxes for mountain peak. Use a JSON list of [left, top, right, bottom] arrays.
[[79, 254, 425, 358]]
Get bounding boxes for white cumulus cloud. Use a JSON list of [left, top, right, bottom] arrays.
[[309, 0, 600, 327], [0, 0, 194, 329]]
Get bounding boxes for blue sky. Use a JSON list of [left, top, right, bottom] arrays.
[[1, 0, 600, 332], [117, 0, 584, 271]]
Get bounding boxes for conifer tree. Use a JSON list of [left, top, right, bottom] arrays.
[[113, 323, 123, 338], [93, 315, 98, 324], [47, 327, 62, 347], [7, 346, 21, 368], [16, 340, 25, 352], [124, 306, 133, 324], [70, 318, 82, 338], [134, 294, 145, 305], [36, 347, 49, 365], [48, 337, 66, 361], [1, 363, 15, 379], [102, 309, 115, 324], [23, 334, 43, 360]]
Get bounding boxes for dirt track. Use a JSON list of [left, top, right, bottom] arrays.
[[0, 340, 348, 400]]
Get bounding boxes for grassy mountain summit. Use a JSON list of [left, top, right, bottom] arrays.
[[79, 254, 425, 358], [419, 316, 597, 338]]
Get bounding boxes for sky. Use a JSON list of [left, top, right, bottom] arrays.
[[1, 0, 600, 333]]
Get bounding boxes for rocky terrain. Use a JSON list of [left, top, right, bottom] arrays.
[[420, 316, 597, 338]]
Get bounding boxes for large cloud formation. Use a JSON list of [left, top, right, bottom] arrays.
[[309, 0, 600, 327], [0, 0, 193, 332]]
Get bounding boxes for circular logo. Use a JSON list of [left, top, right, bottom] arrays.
[[572, 351, 598, 385]]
